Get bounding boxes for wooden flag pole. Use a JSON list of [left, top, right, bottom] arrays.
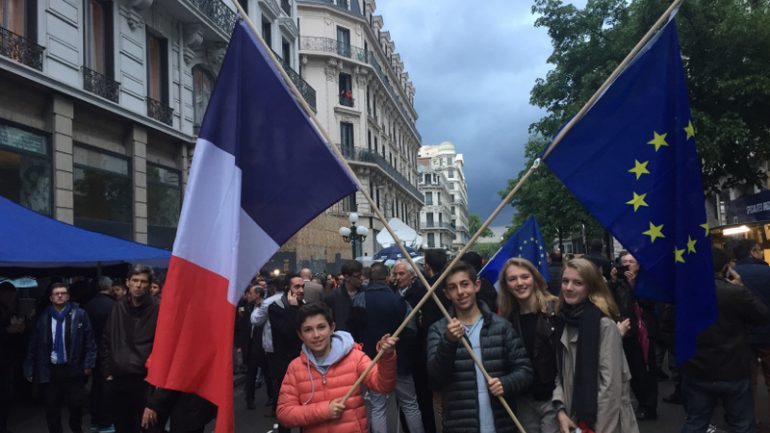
[[541, 0, 685, 159]]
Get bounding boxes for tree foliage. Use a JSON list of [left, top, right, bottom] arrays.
[[503, 0, 770, 244], [468, 213, 493, 239]]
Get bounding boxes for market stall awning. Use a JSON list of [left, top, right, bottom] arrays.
[[0, 195, 171, 269]]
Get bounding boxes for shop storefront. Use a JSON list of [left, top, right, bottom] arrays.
[[711, 189, 770, 262]]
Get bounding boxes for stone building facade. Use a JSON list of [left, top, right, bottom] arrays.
[[284, 0, 423, 269], [0, 0, 310, 251], [417, 142, 470, 253]]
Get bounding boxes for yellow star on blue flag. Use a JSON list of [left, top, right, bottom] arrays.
[[542, 15, 717, 365]]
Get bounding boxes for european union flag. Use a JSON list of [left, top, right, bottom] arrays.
[[479, 216, 550, 288], [543, 16, 717, 365]]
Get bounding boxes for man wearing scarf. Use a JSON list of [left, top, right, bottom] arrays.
[[24, 282, 96, 433]]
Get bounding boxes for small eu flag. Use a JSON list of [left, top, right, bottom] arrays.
[[543, 16, 717, 365], [479, 216, 550, 288]]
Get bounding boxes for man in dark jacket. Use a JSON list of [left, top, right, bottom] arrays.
[[350, 262, 423, 433], [680, 247, 770, 433], [584, 239, 612, 282], [101, 265, 159, 433], [732, 238, 770, 426], [323, 260, 362, 332], [24, 282, 97, 433], [427, 261, 533, 433], [547, 251, 563, 296], [0, 280, 25, 433], [268, 273, 304, 433], [83, 276, 116, 432], [236, 284, 264, 409]]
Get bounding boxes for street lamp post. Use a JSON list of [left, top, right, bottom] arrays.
[[339, 212, 369, 259]]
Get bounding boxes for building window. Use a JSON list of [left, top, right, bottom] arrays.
[[280, 0, 291, 15], [84, 0, 113, 76], [336, 26, 350, 57], [281, 38, 291, 64], [0, 122, 51, 215], [261, 17, 272, 47], [342, 191, 356, 213], [447, 168, 455, 178], [339, 72, 353, 106], [428, 233, 435, 248], [1, 0, 33, 36], [192, 66, 214, 134], [424, 191, 432, 205], [374, 136, 378, 154], [367, 130, 372, 151], [146, 31, 172, 124], [337, 0, 349, 10], [426, 212, 434, 227], [73, 145, 132, 240], [147, 163, 180, 249], [237, 0, 248, 14], [340, 122, 354, 158]]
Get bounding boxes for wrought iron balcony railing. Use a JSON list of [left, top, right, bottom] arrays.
[[341, 147, 422, 200], [300, 37, 369, 62], [185, 0, 237, 35], [270, 49, 316, 111], [0, 26, 45, 71], [422, 222, 456, 231], [147, 97, 174, 125], [82, 67, 120, 103]]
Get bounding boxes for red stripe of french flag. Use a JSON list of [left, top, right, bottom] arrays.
[[147, 138, 280, 433]]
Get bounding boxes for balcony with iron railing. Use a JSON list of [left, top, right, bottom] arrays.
[[184, 0, 237, 36], [147, 97, 174, 125], [0, 26, 45, 71], [82, 67, 120, 103], [281, 0, 292, 14], [341, 147, 422, 200], [422, 222, 456, 231], [270, 48, 317, 111], [299, 36, 418, 137]]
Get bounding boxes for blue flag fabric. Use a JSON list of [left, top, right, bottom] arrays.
[[543, 17, 717, 365], [479, 216, 550, 288]]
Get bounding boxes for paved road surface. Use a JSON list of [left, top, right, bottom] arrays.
[[9, 374, 769, 432]]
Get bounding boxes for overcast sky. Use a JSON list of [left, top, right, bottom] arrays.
[[374, 1, 582, 227]]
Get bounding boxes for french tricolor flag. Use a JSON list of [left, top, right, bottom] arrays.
[[146, 20, 358, 433]]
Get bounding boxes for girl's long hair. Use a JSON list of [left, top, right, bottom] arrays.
[[498, 257, 558, 319], [558, 258, 620, 320]]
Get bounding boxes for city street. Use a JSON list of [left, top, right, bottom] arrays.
[[8, 372, 769, 433]]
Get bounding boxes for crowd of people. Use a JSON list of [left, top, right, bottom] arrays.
[[2, 238, 770, 433]]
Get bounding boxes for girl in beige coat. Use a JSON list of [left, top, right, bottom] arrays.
[[553, 258, 639, 433]]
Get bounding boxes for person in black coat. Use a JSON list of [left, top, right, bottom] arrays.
[[142, 388, 216, 433], [268, 274, 305, 433], [427, 261, 533, 433], [83, 276, 116, 432], [323, 260, 363, 332], [236, 284, 264, 409], [349, 262, 423, 433], [680, 247, 770, 433]]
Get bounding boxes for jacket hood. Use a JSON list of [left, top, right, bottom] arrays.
[[302, 330, 355, 373]]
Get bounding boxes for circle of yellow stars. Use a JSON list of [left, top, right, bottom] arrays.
[[629, 120, 709, 264]]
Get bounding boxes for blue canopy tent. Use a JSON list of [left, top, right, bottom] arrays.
[[0, 195, 171, 275]]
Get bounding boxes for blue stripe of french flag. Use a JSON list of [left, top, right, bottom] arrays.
[[147, 19, 358, 433]]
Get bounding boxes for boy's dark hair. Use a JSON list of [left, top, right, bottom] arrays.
[[446, 260, 477, 283], [425, 249, 447, 273], [340, 259, 363, 276], [589, 239, 603, 254], [296, 302, 335, 331], [732, 238, 757, 261], [127, 264, 155, 282]]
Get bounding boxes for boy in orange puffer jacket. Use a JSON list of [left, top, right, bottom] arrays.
[[277, 303, 398, 433]]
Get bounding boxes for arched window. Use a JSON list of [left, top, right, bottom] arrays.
[[192, 65, 214, 133]]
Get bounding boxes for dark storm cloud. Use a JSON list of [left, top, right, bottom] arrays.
[[375, 1, 554, 224]]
